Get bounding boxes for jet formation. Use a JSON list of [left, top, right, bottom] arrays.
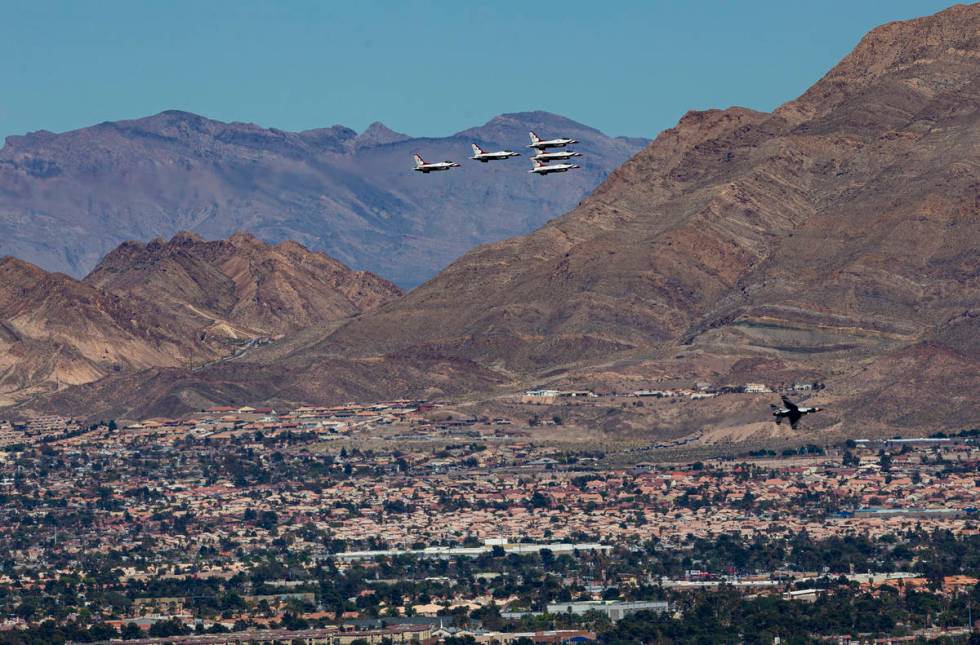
[[414, 132, 583, 177], [771, 396, 823, 429]]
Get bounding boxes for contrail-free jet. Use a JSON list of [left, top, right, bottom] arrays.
[[528, 131, 579, 150], [770, 395, 822, 429], [470, 144, 521, 162], [529, 159, 580, 175], [531, 149, 583, 162], [413, 154, 461, 173]]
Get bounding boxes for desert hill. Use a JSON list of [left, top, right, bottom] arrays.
[[0, 255, 222, 406], [0, 234, 399, 406], [85, 231, 401, 336]]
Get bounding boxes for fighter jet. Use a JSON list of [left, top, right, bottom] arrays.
[[531, 149, 583, 162], [470, 144, 520, 162], [413, 154, 460, 173], [528, 131, 579, 150], [770, 395, 822, 429], [529, 158, 580, 175]]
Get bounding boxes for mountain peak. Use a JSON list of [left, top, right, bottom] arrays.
[[496, 110, 589, 126], [274, 239, 313, 254], [169, 230, 205, 246], [156, 109, 206, 120], [2, 129, 56, 151], [0, 255, 46, 277], [350, 121, 411, 149], [227, 231, 264, 248], [456, 111, 607, 140], [80, 232, 403, 342], [297, 125, 358, 151], [116, 109, 217, 134], [778, 2, 980, 125]]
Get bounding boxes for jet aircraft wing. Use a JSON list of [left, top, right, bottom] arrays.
[[788, 409, 802, 428]]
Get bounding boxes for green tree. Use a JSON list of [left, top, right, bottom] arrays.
[[878, 449, 892, 472], [148, 618, 189, 637], [121, 622, 143, 639]]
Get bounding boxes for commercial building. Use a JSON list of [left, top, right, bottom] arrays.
[[545, 600, 669, 622]]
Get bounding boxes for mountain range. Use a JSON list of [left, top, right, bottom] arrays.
[[0, 110, 646, 288], [3, 4, 978, 439]]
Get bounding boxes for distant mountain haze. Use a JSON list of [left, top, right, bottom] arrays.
[[0, 111, 646, 288]]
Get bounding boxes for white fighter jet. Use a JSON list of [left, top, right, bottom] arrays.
[[531, 149, 583, 162], [413, 154, 460, 173], [470, 143, 521, 162], [529, 158, 580, 175], [528, 131, 579, 150]]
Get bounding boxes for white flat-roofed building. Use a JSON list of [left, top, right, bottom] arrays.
[[546, 600, 669, 621]]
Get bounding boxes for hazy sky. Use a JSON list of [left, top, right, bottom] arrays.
[[0, 1, 953, 142]]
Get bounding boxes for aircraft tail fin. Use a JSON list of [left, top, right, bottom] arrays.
[[413, 154, 425, 169], [529, 131, 541, 144], [532, 158, 545, 168], [471, 143, 484, 156]]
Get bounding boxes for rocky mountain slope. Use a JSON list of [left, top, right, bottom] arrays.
[[0, 234, 399, 406], [85, 231, 401, 336], [8, 5, 979, 435], [0, 256, 221, 406], [0, 111, 646, 288]]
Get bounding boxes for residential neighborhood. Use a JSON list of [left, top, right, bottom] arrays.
[[0, 401, 977, 643]]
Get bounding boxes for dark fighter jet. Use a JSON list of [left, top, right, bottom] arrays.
[[771, 395, 822, 429]]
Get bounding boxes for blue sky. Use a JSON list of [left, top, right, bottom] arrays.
[[0, 1, 953, 141]]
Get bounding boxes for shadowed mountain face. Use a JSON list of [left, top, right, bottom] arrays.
[[0, 234, 400, 406], [0, 111, 646, 288], [0, 255, 224, 406], [7, 5, 980, 434]]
